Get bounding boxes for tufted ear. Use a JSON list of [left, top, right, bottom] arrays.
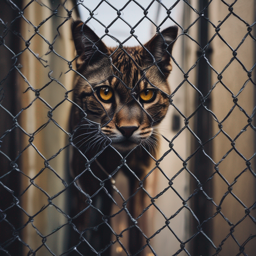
[[72, 21, 109, 69], [143, 26, 178, 77]]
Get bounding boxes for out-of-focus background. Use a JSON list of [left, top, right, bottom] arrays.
[[1, 0, 256, 255]]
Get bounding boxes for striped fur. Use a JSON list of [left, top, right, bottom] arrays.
[[70, 21, 178, 256]]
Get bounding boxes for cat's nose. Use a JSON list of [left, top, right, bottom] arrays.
[[116, 125, 139, 138]]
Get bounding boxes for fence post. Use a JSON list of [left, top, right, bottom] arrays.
[[0, 0, 22, 255], [191, 1, 213, 255]]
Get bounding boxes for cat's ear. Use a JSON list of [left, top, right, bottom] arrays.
[[72, 21, 109, 69], [143, 26, 178, 76]]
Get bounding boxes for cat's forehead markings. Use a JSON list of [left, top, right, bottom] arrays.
[[83, 68, 111, 86], [110, 76, 119, 87], [140, 80, 153, 90], [126, 49, 136, 56], [80, 74, 111, 88], [93, 80, 111, 88]]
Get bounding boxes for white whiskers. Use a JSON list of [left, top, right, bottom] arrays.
[[141, 129, 159, 153], [72, 123, 109, 153]]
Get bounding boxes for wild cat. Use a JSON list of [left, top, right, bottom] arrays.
[[70, 21, 177, 255]]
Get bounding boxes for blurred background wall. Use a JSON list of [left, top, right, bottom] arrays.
[[0, 0, 256, 255]]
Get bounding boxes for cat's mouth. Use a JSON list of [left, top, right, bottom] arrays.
[[101, 124, 156, 152], [112, 141, 138, 152], [110, 136, 141, 152], [101, 125, 155, 153]]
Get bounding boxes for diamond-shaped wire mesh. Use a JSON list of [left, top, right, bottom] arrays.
[[1, 0, 256, 255]]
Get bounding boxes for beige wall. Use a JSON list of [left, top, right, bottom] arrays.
[[209, 1, 256, 255], [19, 1, 76, 255], [164, 1, 256, 254]]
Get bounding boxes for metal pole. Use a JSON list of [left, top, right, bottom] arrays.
[[192, 0, 213, 255]]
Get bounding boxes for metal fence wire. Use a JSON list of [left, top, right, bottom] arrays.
[[1, 0, 256, 255]]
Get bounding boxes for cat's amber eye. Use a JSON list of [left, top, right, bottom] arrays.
[[139, 89, 156, 103], [97, 86, 114, 103]]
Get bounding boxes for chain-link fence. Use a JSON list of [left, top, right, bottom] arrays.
[[1, 0, 256, 255]]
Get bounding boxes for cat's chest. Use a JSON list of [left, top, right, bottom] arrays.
[[95, 146, 153, 179]]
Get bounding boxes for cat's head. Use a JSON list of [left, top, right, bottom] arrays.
[[71, 21, 178, 153]]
